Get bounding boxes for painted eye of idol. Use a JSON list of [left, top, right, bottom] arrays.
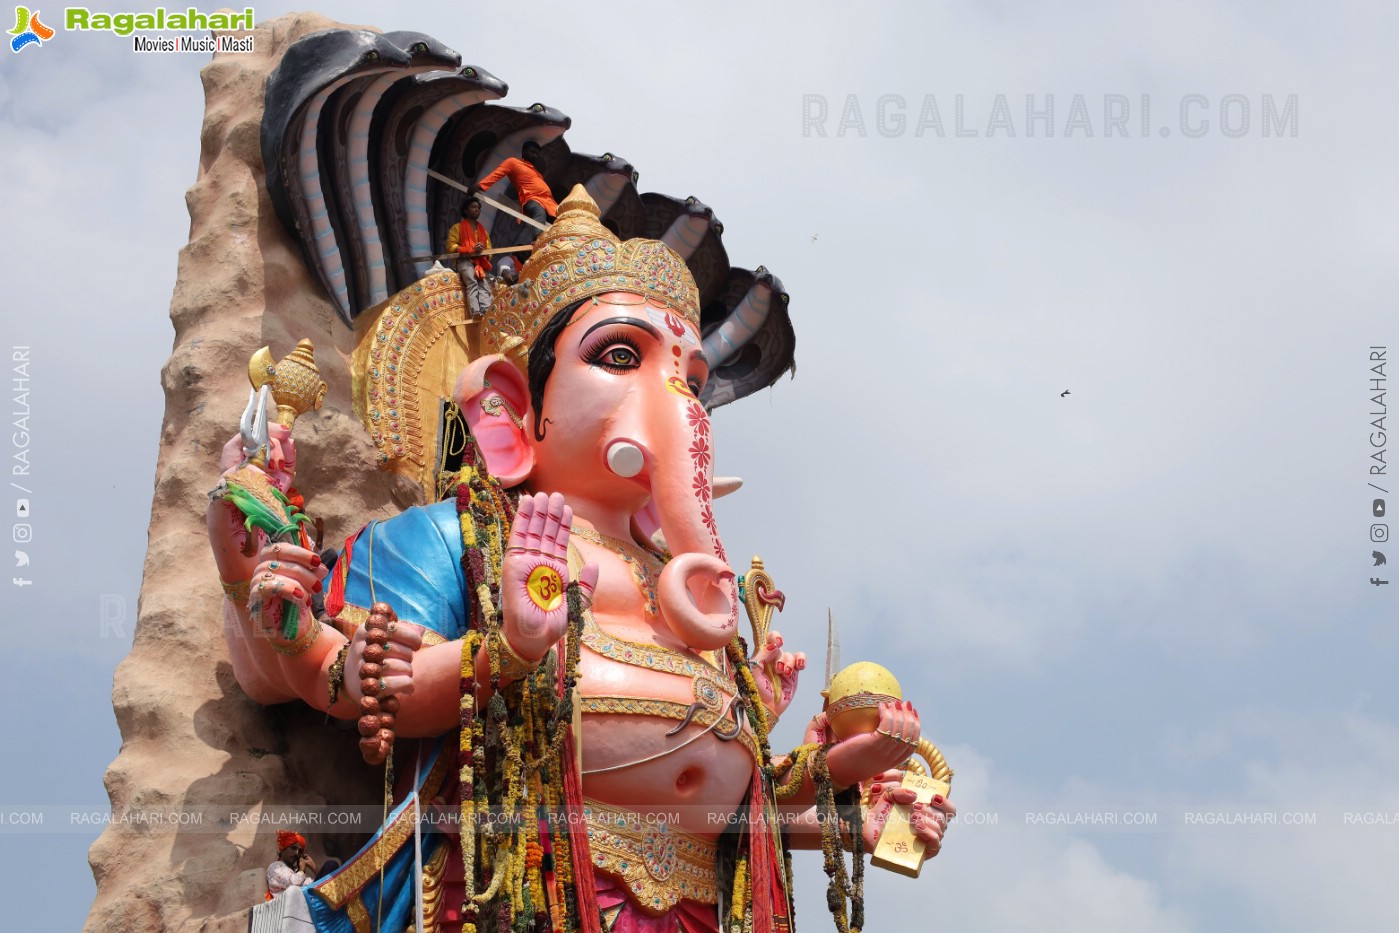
[[577, 310, 708, 395], [582, 332, 642, 372]]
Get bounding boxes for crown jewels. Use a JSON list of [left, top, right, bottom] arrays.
[[482, 185, 701, 364]]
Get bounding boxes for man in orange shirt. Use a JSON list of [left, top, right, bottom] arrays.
[[475, 141, 558, 230], [446, 197, 493, 317]]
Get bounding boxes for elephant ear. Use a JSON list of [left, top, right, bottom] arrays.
[[455, 357, 534, 486], [698, 266, 796, 410]]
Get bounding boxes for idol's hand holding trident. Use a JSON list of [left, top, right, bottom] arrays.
[[208, 341, 326, 646]]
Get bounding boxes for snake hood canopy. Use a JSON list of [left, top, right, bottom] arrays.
[[260, 24, 795, 412]]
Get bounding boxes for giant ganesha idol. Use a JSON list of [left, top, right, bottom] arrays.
[[207, 23, 953, 933]]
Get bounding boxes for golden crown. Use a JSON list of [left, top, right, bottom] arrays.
[[481, 185, 701, 364]]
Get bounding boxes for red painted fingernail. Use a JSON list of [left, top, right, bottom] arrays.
[[313, 581, 323, 593], [933, 794, 944, 805], [311, 554, 321, 567], [292, 588, 304, 599]]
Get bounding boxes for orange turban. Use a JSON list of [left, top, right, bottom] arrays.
[[276, 829, 307, 851]]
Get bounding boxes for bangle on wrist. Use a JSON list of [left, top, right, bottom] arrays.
[[220, 579, 251, 604], [270, 616, 323, 657], [495, 631, 543, 677]]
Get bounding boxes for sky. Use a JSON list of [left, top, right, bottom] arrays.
[[2, 1, 1397, 929]]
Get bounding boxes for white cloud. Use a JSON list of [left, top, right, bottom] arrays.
[[790, 745, 1191, 932], [1162, 710, 1399, 931]]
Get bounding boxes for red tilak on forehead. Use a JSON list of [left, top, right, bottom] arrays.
[[644, 304, 700, 349]]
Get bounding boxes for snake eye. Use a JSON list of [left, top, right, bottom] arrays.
[[713, 222, 724, 236], [414, 42, 427, 53], [463, 66, 477, 78], [601, 152, 613, 162], [530, 102, 544, 113], [365, 49, 379, 61], [684, 196, 697, 207]]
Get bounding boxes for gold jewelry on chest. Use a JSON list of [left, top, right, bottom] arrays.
[[579, 695, 756, 765], [569, 525, 668, 615], [581, 612, 735, 716]]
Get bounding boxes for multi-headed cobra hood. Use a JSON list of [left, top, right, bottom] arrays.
[[261, 26, 795, 412]]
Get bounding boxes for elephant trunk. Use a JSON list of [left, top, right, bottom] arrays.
[[617, 389, 737, 651]]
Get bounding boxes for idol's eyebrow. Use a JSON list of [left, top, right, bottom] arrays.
[[580, 317, 662, 341]]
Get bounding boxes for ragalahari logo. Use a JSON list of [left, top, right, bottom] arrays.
[[10, 6, 53, 52]]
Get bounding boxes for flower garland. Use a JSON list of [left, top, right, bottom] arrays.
[[811, 746, 865, 933], [445, 435, 824, 933], [452, 436, 596, 933], [723, 636, 795, 933], [773, 744, 820, 801]]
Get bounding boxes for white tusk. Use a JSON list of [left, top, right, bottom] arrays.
[[713, 476, 743, 499], [607, 440, 645, 478]]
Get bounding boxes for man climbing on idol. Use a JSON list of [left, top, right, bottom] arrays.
[[474, 140, 559, 253]]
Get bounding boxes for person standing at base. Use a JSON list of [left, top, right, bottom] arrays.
[[447, 197, 493, 317], [475, 140, 558, 231]]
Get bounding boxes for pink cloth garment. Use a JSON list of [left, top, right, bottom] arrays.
[[594, 874, 720, 933]]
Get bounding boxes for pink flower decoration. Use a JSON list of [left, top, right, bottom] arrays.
[[686, 402, 710, 437], [700, 504, 718, 536], [689, 436, 711, 471]]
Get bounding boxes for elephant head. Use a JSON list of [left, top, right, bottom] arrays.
[[451, 187, 739, 650]]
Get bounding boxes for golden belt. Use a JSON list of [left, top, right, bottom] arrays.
[[583, 798, 719, 914], [579, 695, 759, 763]]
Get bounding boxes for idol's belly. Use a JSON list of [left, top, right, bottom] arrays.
[[579, 714, 755, 840], [577, 650, 755, 840]]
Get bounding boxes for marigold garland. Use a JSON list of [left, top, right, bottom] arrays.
[[812, 745, 865, 933], [774, 744, 820, 801]]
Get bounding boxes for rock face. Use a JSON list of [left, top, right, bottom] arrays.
[[87, 14, 412, 931]]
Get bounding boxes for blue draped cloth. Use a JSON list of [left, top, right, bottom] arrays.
[[340, 500, 467, 632], [303, 500, 466, 932]]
